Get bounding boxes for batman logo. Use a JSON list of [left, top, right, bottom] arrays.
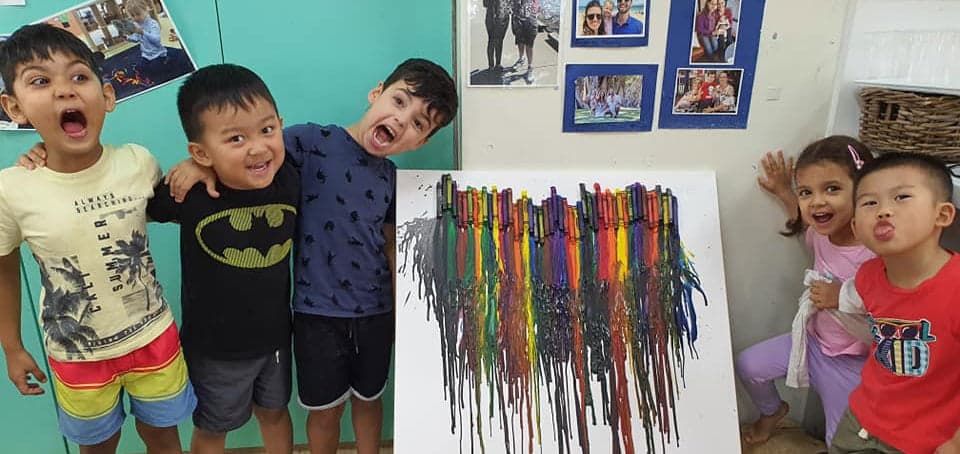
[[195, 204, 297, 269]]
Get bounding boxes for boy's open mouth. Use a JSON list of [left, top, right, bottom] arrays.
[[60, 109, 88, 138], [373, 124, 396, 145]]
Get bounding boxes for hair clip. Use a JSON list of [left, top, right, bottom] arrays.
[[847, 144, 864, 170]]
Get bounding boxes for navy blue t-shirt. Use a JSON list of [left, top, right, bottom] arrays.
[[285, 123, 396, 317]]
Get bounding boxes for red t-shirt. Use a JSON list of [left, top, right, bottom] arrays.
[[849, 254, 960, 454]]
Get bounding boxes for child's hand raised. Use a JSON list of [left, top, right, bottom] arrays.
[[757, 150, 794, 197], [4, 348, 46, 396], [15, 142, 48, 170], [809, 280, 840, 310], [165, 159, 218, 202]]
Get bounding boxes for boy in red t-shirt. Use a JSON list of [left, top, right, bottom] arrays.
[[834, 152, 960, 454]]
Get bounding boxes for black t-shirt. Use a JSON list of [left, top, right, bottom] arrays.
[[147, 160, 300, 359]]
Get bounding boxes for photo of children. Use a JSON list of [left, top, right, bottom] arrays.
[[672, 68, 742, 114], [575, 0, 647, 39], [469, 0, 561, 87], [0, 33, 33, 130], [574, 74, 642, 124], [34, 0, 195, 102], [690, 0, 739, 64]]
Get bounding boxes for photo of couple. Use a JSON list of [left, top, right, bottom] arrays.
[[576, 0, 646, 38], [469, 0, 561, 86]]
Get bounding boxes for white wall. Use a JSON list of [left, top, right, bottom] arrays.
[[458, 0, 853, 430], [828, 0, 960, 136]]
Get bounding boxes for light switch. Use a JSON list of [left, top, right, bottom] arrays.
[[766, 87, 781, 101]]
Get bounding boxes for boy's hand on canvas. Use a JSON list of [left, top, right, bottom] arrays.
[[757, 150, 793, 198], [165, 159, 218, 202], [5, 349, 46, 396], [15, 142, 48, 170], [810, 280, 840, 310]]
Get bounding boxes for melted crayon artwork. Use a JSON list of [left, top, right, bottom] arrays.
[[394, 171, 740, 454]]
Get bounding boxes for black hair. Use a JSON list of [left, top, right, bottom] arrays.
[[854, 151, 954, 204], [782, 135, 873, 236], [381, 58, 458, 137], [0, 24, 100, 97], [176, 63, 278, 142]]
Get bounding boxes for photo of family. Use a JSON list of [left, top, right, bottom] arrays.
[[573, 0, 647, 44], [33, 0, 194, 101], [574, 74, 642, 124], [564, 64, 656, 132], [690, 0, 739, 64], [468, 0, 561, 87], [672, 68, 742, 114]]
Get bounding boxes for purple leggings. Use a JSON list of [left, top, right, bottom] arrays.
[[735, 333, 866, 445]]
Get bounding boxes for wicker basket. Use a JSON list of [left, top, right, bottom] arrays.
[[858, 87, 960, 162]]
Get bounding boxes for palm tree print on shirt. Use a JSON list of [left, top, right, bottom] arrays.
[[107, 230, 161, 311], [37, 256, 97, 360]]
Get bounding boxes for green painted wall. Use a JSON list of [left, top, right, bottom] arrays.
[[0, 0, 453, 451]]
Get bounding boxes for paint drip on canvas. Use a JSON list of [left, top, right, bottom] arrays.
[[399, 174, 707, 454]]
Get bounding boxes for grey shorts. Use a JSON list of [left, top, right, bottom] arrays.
[[187, 348, 292, 432]]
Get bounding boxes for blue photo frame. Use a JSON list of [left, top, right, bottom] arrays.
[[563, 64, 658, 133], [657, 0, 766, 129], [571, 0, 650, 47]]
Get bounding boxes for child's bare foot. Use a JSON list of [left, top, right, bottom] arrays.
[[743, 401, 789, 444]]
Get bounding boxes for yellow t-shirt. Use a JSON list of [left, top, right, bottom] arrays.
[[0, 144, 173, 362]]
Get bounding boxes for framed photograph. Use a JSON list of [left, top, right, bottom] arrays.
[[689, 0, 739, 64], [467, 0, 561, 87], [563, 64, 657, 132], [36, 0, 195, 103], [671, 68, 743, 115], [658, 0, 765, 129], [571, 0, 649, 47]]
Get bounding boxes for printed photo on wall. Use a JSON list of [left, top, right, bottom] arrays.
[[0, 33, 35, 131], [672, 68, 742, 114], [659, 0, 764, 129], [563, 64, 657, 132], [35, 0, 195, 102], [571, 0, 649, 47], [468, 0, 561, 87], [689, 0, 739, 64]]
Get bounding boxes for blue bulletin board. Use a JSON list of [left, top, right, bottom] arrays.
[[657, 0, 766, 129], [0, 0, 455, 451]]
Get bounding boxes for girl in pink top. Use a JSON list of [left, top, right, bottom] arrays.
[[737, 136, 875, 447]]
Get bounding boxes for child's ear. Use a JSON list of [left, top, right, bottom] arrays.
[[850, 217, 860, 240], [935, 201, 956, 228], [0, 93, 29, 125], [187, 142, 214, 168], [102, 82, 117, 113], [367, 82, 385, 104]]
